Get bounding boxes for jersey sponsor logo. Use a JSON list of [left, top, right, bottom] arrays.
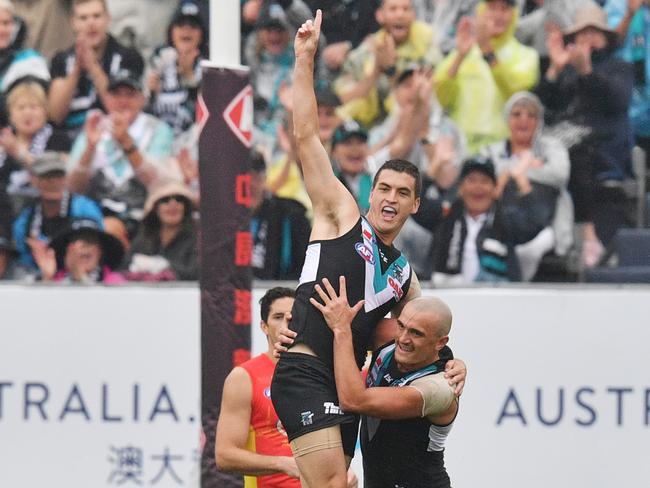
[[263, 387, 271, 399], [388, 276, 404, 300], [323, 402, 344, 415], [355, 242, 375, 265], [300, 411, 314, 426]]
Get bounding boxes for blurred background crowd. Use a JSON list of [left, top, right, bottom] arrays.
[[1, 0, 649, 285]]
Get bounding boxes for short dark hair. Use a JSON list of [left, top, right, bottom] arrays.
[[259, 287, 295, 323], [372, 159, 421, 198]]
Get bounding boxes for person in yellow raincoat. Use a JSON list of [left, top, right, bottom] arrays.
[[434, 0, 539, 154]]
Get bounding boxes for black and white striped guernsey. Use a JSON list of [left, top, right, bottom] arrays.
[[289, 217, 412, 369]]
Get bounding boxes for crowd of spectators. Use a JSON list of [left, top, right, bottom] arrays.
[[0, 0, 647, 285]]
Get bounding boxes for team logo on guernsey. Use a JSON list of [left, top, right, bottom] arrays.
[[263, 387, 271, 399], [355, 242, 375, 264], [300, 411, 314, 426]]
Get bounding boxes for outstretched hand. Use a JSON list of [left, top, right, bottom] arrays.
[[294, 9, 322, 59], [310, 276, 364, 333]]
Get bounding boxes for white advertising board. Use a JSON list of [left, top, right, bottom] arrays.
[[2, 285, 649, 487], [0, 285, 201, 488]]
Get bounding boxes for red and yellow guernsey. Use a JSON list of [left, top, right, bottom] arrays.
[[240, 354, 301, 488]]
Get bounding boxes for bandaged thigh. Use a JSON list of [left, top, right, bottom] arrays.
[[290, 425, 343, 458]]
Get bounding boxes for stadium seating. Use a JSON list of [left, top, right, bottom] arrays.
[[584, 228, 650, 283]]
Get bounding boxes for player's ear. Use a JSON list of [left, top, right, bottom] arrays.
[[436, 335, 449, 352], [411, 196, 420, 214], [260, 320, 269, 336]]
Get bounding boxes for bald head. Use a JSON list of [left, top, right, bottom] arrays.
[[402, 297, 452, 338]]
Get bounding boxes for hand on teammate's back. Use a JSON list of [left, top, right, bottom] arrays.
[[444, 359, 467, 397], [272, 318, 296, 358], [310, 276, 365, 334]]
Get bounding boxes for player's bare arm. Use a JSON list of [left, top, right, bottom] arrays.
[[293, 10, 359, 240], [215, 367, 300, 479], [312, 277, 464, 417]]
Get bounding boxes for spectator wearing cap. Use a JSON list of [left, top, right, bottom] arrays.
[[146, 2, 206, 136], [0, 79, 71, 214], [66, 70, 174, 230], [250, 150, 311, 280], [480, 91, 574, 280], [13, 151, 104, 270], [245, 2, 316, 141], [536, 3, 634, 266], [29, 217, 125, 284], [413, 157, 546, 284], [48, 0, 144, 139], [434, 0, 539, 154], [332, 110, 432, 216], [0, 0, 50, 97], [334, 0, 441, 128], [125, 180, 198, 281], [332, 121, 374, 214]]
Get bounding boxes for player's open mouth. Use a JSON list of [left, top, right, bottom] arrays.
[[382, 206, 397, 219]]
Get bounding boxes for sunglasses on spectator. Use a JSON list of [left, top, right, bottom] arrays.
[[158, 195, 186, 204]]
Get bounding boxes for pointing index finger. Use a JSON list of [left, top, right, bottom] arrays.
[[314, 9, 322, 35]]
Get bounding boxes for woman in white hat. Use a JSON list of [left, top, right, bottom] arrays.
[[125, 180, 198, 281], [536, 3, 634, 267]]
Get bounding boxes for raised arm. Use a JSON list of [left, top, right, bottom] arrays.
[[215, 367, 300, 479], [293, 10, 359, 238]]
